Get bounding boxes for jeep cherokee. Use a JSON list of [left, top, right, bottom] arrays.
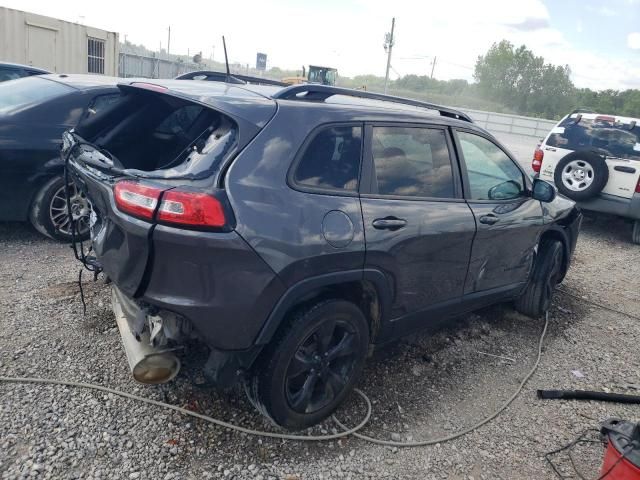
[[65, 80, 582, 429]]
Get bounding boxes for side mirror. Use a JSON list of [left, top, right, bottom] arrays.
[[531, 178, 556, 203], [487, 180, 522, 200]]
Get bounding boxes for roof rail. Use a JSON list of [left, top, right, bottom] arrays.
[[175, 70, 288, 87], [272, 85, 473, 122]]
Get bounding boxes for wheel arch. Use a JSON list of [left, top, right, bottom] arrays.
[[253, 269, 392, 346], [538, 227, 570, 282]]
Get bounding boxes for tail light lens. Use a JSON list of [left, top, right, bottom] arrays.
[[636, 177, 640, 194], [532, 146, 544, 173], [158, 190, 226, 227], [114, 180, 230, 229], [114, 181, 162, 220]]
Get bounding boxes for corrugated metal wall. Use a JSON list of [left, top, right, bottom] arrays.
[[0, 6, 118, 75]]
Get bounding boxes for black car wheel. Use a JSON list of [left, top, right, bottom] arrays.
[[515, 239, 564, 318], [244, 299, 369, 430], [553, 151, 609, 201], [30, 176, 91, 242]]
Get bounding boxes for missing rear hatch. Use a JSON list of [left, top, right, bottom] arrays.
[[72, 87, 238, 180]]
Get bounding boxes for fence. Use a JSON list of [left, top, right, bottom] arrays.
[[460, 108, 557, 139], [118, 53, 201, 79]]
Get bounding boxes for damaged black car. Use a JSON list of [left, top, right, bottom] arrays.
[[66, 79, 582, 429]]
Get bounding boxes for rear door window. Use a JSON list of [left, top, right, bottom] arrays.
[[547, 116, 640, 161], [371, 126, 456, 198], [293, 125, 362, 192], [0, 76, 73, 114]]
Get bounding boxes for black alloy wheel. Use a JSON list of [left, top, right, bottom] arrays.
[[286, 318, 359, 414], [244, 299, 369, 430]]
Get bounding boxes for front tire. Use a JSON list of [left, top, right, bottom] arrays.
[[515, 239, 564, 318], [29, 176, 91, 242], [244, 299, 369, 430]]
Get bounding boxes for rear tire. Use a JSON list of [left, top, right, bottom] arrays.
[[29, 176, 91, 242], [633, 220, 640, 245], [515, 239, 564, 318], [553, 152, 608, 201], [244, 299, 369, 430]]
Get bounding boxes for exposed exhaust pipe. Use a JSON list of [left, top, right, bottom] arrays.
[[112, 289, 181, 384]]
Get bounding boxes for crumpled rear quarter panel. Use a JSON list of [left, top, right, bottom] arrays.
[[141, 225, 286, 350]]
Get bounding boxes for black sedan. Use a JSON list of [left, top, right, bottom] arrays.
[[0, 74, 120, 240]]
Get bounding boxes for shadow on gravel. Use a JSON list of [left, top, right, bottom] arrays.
[[0, 221, 49, 243], [579, 211, 633, 244], [154, 297, 593, 462]]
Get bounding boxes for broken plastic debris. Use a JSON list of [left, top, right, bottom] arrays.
[[571, 370, 585, 378]]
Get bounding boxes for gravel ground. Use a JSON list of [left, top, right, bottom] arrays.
[[1, 210, 639, 480]]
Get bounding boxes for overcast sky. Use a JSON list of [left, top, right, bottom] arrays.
[[3, 0, 640, 90]]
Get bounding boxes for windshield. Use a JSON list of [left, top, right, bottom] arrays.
[[547, 116, 640, 161], [0, 76, 73, 114]]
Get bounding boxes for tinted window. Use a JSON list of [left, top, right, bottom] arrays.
[[155, 105, 204, 135], [547, 116, 640, 161], [372, 127, 455, 198], [0, 76, 73, 114], [294, 126, 362, 191], [458, 132, 524, 201], [0, 67, 24, 82], [88, 93, 122, 115]]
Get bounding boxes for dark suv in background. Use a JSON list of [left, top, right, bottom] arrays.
[[67, 81, 581, 429]]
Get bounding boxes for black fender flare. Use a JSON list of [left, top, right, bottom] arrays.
[[253, 269, 392, 345]]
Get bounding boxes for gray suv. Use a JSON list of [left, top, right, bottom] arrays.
[[66, 80, 582, 429]]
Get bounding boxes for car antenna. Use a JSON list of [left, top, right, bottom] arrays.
[[222, 35, 231, 82]]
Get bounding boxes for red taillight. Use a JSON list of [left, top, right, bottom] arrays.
[[636, 178, 640, 194], [157, 190, 226, 227], [595, 115, 616, 124], [532, 147, 544, 173], [114, 181, 162, 220]]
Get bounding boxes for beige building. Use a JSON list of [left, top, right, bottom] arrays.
[[0, 6, 118, 75]]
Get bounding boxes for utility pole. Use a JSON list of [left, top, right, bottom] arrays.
[[383, 17, 395, 94], [167, 26, 171, 58], [430, 56, 437, 79]]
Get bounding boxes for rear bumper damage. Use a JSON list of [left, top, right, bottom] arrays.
[[112, 286, 182, 384], [112, 285, 263, 387]]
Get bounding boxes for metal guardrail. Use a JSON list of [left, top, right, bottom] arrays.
[[460, 108, 557, 139]]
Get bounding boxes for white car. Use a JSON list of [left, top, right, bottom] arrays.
[[533, 110, 640, 244]]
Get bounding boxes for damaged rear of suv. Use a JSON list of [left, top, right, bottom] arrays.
[[67, 80, 581, 430], [66, 81, 286, 386]]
